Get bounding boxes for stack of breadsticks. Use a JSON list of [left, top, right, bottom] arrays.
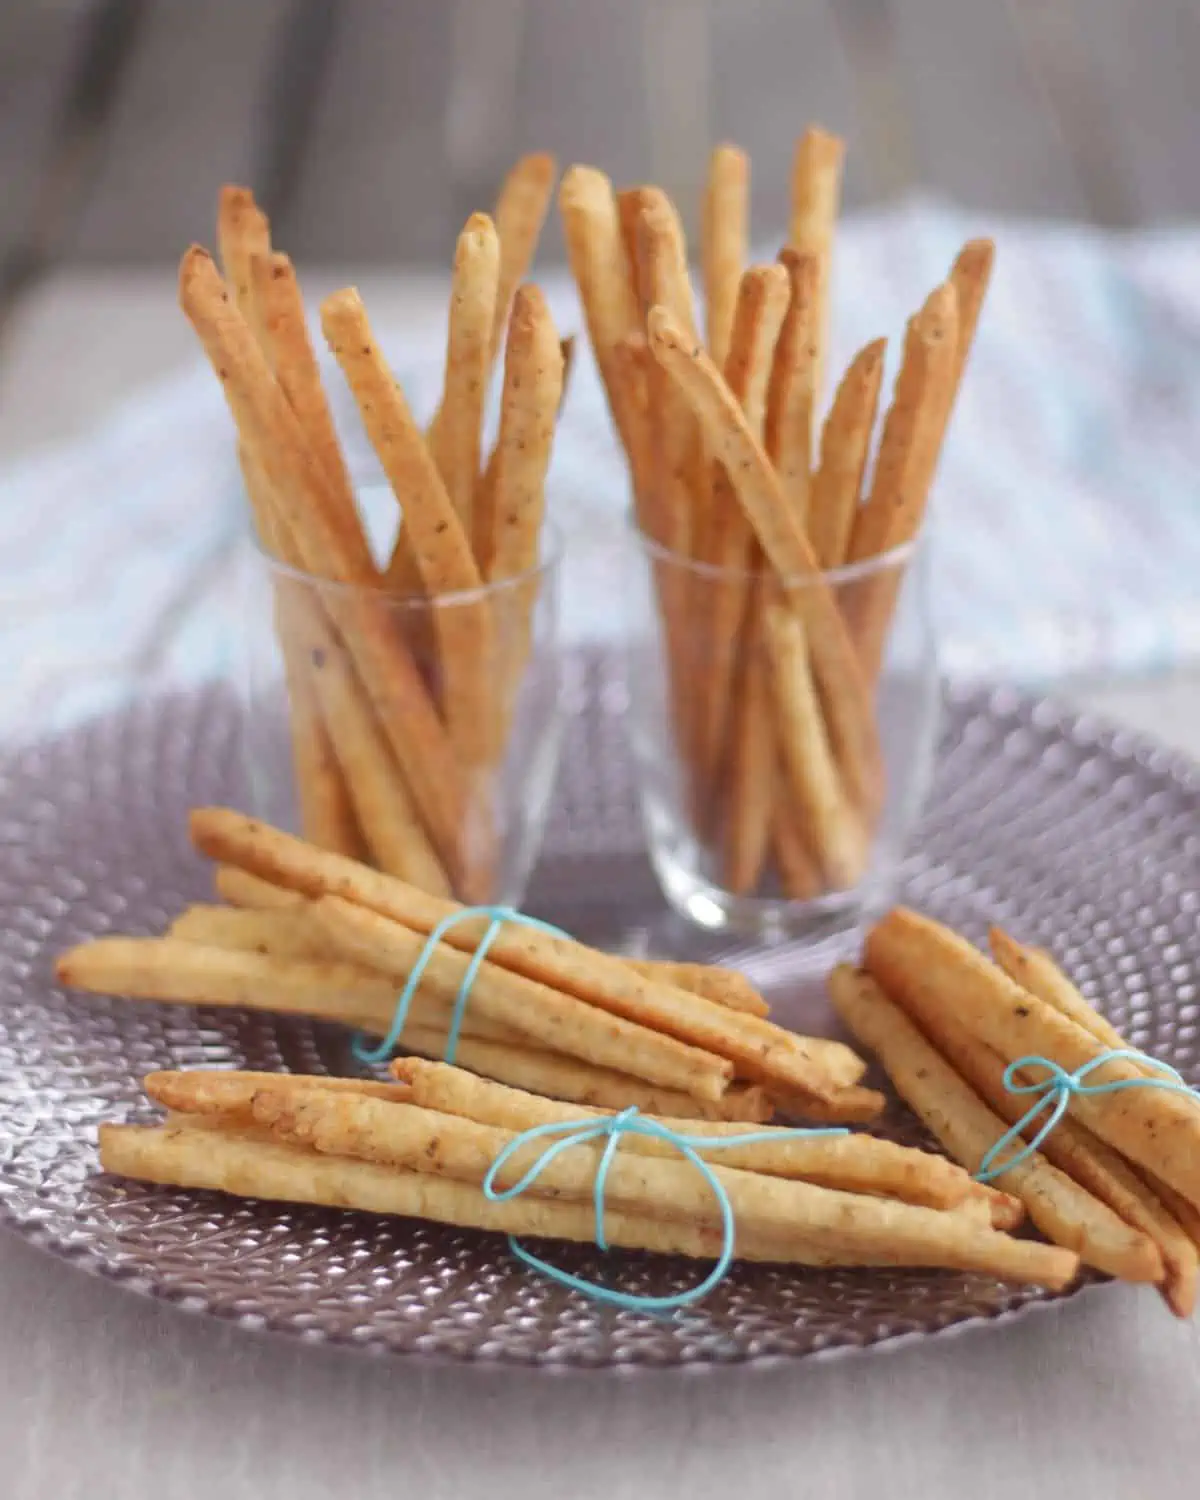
[[57, 806, 884, 1127], [560, 127, 993, 900], [833, 910, 1200, 1317], [187, 155, 564, 903], [99, 1059, 1076, 1292]]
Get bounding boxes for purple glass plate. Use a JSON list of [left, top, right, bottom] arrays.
[[0, 654, 1195, 1368]]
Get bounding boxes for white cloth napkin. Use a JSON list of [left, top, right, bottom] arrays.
[[3, 197, 1200, 736]]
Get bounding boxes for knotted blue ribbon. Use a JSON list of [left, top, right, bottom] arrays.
[[352, 905, 569, 1066], [483, 1106, 847, 1313], [975, 1048, 1200, 1184]]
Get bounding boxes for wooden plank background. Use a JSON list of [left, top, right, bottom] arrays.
[[1, 0, 1197, 285]]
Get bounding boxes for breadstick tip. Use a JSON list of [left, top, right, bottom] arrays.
[[319, 287, 368, 344], [460, 210, 497, 244], [956, 237, 996, 272], [559, 163, 611, 202], [711, 141, 749, 170], [514, 151, 556, 185], [646, 303, 694, 357], [918, 280, 958, 333], [856, 336, 887, 371], [795, 124, 845, 167], [177, 245, 225, 306]]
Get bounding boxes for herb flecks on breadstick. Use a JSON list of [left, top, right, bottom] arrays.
[[830, 965, 1159, 1284], [431, 213, 500, 534], [807, 337, 886, 570], [321, 287, 494, 771]]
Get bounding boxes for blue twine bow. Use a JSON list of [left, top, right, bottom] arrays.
[[483, 1106, 847, 1313], [975, 1049, 1200, 1184], [352, 905, 569, 1067]]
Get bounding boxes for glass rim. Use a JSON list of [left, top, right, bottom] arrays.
[[252, 515, 566, 610], [629, 514, 919, 586]]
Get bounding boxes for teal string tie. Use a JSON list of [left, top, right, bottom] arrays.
[[482, 1106, 848, 1313], [975, 1048, 1200, 1185], [352, 905, 569, 1067]]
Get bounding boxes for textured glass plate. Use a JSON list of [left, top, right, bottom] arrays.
[[0, 653, 1197, 1369]]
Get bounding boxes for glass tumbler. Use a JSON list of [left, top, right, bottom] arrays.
[[239, 523, 566, 907], [625, 523, 939, 944]]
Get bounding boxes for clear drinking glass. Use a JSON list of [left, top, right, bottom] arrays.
[[239, 520, 566, 907], [625, 522, 939, 945]]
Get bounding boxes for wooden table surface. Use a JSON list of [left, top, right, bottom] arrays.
[[0, 268, 1198, 1496]]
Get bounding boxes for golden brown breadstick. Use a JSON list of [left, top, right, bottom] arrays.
[[848, 284, 959, 565], [690, 266, 791, 803], [246, 1083, 1075, 1285], [633, 187, 701, 557], [477, 287, 563, 758], [787, 127, 845, 401], [490, 152, 557, 363], [477, 285, 563, 580], [144, 1069, 411, 1120], [431, 213, 500, 534], [767, 1082, 886, 1126], [846, 284, 959, 679], [241, 452, 363, 859], [250, 250, 357, 520], [948, 237, 995, 395], [829, 966, 1160, 1283], [726, 251, 818, 893], [646, 305, 883, 819], [865, 909, 1200, 1214], [398, 1059, 963, 1207], [702, 143, 749, 371], [558, 166, 646, 479], [278, 587, 451, 892], [808, 338, 886, 570], [306, 638, 450, 892], [321, 287, 493, 769], [390, 1035, 773, 1122], [190, 807, 861, 1099], [214, 865, 298, 910], [320, 290, 479, 598], [179, 251, 464, 873], [216, 184, 271, 340], [233, 272, 370, 865], [616, 186, 649, 317], [474, 330, 576, 562], [170, 903, 330, 960], [765, 249, 819, 523], [53, 935, 515, 1042], [312, 893, 734, 1101], [771, 811, 823, 901], [622, 959, 769, 1019], [720, 610, 777, 894], [762, 602, 867, 888], [988, 929, 1128, 1054]]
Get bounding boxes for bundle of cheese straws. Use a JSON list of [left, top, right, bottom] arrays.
[[58, 806, 882, 1126], [186, 155, 564, 903], [835, 910, 1200, 1317], [99, 1058, 1074, 1297], [560, 128, 993, 899]]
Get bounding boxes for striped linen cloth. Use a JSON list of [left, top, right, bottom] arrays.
[[2, 198, 1199, 737]]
